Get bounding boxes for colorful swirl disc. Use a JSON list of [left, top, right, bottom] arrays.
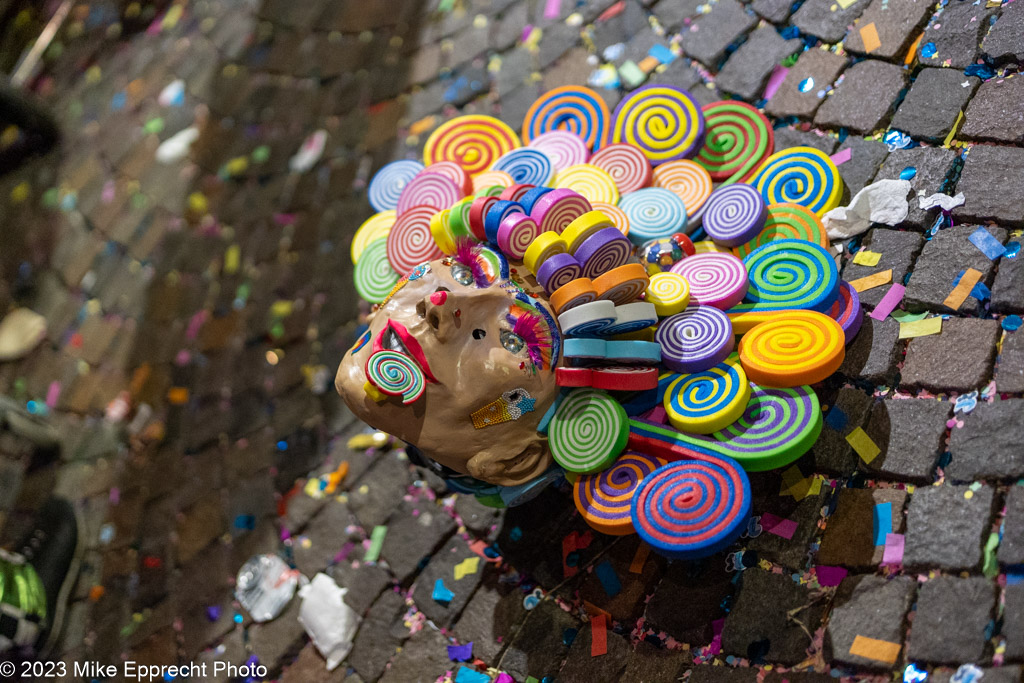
[[694, 101, 773, 184], [558, 300, 617, 337], [576, 227, 633, 280], [352, 210, 396, 264], [497, 213, 541, 260], [739, 310, 845, 387], [828, 280, 863, 344], [365, 350, 426, 404], [469, 196, 499, 241], [593, 264, 651, 306], [574, 451, 666, 535], [429, 208, 457, 255], [493, 148, 555, 187], [551, 279, 599, 315], [651, 160, 713, 216], [484, 200, 525, 245], [472, 170, 514, 193], [669, 252, 748, 310], [387, 205, 443, 274], [424, 115, 521, 177], [530, 188, 592, 235], [423, 160, 473, 196], [702, 184, 767, 248], [732, 203, 828, 260], [612, 85, 706, 164], [548, 388, 629, 473], [751, 146, 843, 217], [524, 231, 568, 275], [448, 197, 476, 240], [589, 143, 653, 195], [554, 164, 620, 204], [518, 187, 554, 213], [368, 160, 424, 212], [396, 171, 463, 215], [664, 355, 750, 434], [729, 239, 839, 314], [646, 272, 691, 317], [618, 188, 688, 246], [631, 457, 751, 559], [655, 306, 735, 374], [627, 383, 822, 471], [536, 252, 583, 294], [354, 238, 400, 303], [522, 86, 612, 151], [563, 211, 616, 254], [528, 130, 591, 170], [500, 183, 536, 202], [592, 201, 630, 237]]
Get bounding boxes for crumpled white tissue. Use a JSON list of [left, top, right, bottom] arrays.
[[822, 179, 912, 240], [918, 192, 965, 212], [298, 573, 361, 671]]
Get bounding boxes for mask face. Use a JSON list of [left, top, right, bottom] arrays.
[[335, 245, 562, 486]]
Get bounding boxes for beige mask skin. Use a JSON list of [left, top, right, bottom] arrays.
[[335, 248, 561, 486]]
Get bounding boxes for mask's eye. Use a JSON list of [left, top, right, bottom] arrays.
[[500, 330, 525, 354], [451, 263, 474, 286], [472, 328, 487, 340]]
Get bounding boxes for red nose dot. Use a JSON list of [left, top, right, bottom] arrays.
[[430, 291, 448, 306]]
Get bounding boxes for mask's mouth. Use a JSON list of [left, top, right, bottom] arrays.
[[372, 319, 438, 383]]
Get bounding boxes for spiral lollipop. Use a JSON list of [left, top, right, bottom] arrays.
[[365, 350, 426, 404], [751, 146, 843, 216], [548, 388, 629, 473], [429, 208, 457, 255], [424, 160, 473, 196], [354, 238, 400, 303], [670, 252, 749, 310], [575, 227, 633, 280], [500, 183, 536, 203], [729, 239, 839, 314], [645, 272, 691, 317], [387, 205, 444, 274], [695, 101, 774, 184], [733, 203, 828, 259], [524, 231, 568, 275], [573, 451, 666, 535], [702, 184, 767, 248], [484, 200, 525, 244], [593, 264, 650, 306], [530, 188, 592, 234], [528, 130, 591, 170], [497, 214, 541, 260], [739, 311, 845, 387], [554, 164, 620, 204], [612, 85, 706, 164], [396, 171, 463, 215], [664, 355, 751, 434], [523, 86, 612, 151], [563, 212, 616, 254], [448, 197, 476, 241], [651, 160, 713, 216], [551, 279, 599, 315], [368, 160, 425, 212], [631, 458, 751, 559], [592, 201, 630, 237], [352, 210, 396, 264], [655, 306, 735, 374], [472, 170, 515, 193], [536, 252, 583, 294], [619, 188, 687, 246], [424, 115, 521, 177], [828, 280, 863, 344], [589, 143, 653, 195], [493, 148, 555, 187], [469, 196, 499, 240]]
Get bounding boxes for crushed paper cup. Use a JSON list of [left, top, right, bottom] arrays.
[[235, 554, 302, 622], [298, 573, 361, 671], [822, 179, 912, 240], [918, 191, 965, 212]]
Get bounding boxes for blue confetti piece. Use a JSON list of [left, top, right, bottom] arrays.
[[824, 405, 848, 431], [884, 130, 912, 151], [899, 166, 917, 180], [448, 642, 473, 661], [1006, 241, 1021, 258], [111, 91, 126, 110], [648, 44, 677, 65], [965, 63, 995, 79], [780, 26, 800, 39], [432, 578, 455, 604], [1003, 315, 1022, 331], [904, 663, 929, 683], [454, 667, 490, 683], [920, 42, 937, 58], [968, 226, 1007, 260], [798, 77, 815, 93], [233, 514, 256, 530], [594, 560, 623, 598], [563, 627, 578, 646], [1007, 572, 1024, 585], [873, 502, 892, 546]]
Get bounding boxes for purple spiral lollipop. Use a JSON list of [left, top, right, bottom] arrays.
[[536, 252, 583, 294], [576, 227, 633, 280], [396, 171, 462, 215], [528, 131, 591, 171], [655, 305, 734, 374], [828, 280, 863, 344], [702, 184, 767, 248], [573, 451, 666, 535]]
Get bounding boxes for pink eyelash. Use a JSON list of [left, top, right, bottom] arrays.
[[508, 311, 552, 370], [455, 238, 491, 288]]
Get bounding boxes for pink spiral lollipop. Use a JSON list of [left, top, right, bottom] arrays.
[[530, 188, 592, 235], [670, 252, 748, 310], [500, 183, 536, 202], [497, 213, 541, 260], [655, 305, 735, 374], [589, 143, 652, 195], [528, 130, 591, 171], [396, 171, 463, 215], [702, 184, 767, 248], [576, 227, 633, 280], [387, 205, 443, 274], [421, 161, 473, 197]]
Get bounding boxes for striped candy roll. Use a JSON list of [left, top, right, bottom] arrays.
[[606, 340, 662, 363], [630, 457, 751, 559], [576, 227, 633, 280], [592, 201, 630, 237], [396, 171, 463, 215], [448, 197, 476, 240], [670, 252, 748, 310], [523, 231, 568, 275], [424, 115, 521, 177], [558, 300, 617, 337], [522, 85, 612, 151], [429, 208, 457, 255], [469, 196, 499, 241], [548, 388, 629, 473], [352, 210, 396, 264], [651, 160, 713, 216], [655, 305, 735, 374], [550, 278, 599, 315], [738, 310, 845, 387], [751, 146, 844, 217], [728, 239, 839, 314], [387, 205, 443, 274], [530, 188, 592, 235], [663, 354, 750, 434], [493, 148, 555, 187], [557, 367, 593, 387], [828, 280, 863, 344], [472, 170, 515, 194], [695, 101, 774, 184], [500, 183, 536, 202], [554, 164, 620, 204], [368, 160, 424, 212], [365, 350, 426, 404], [593, 264, 650, 306], [732, 202, 828, 259], [536, 252, 583, 294], [563, 212, 616, 254], [497, 213, 541, 260], [574, 451, 666, 535], [591, 366, 659, 391], [645, 272, 691, 317], [354, 238, 400, 303], [423, 160, 473, 196], [612, 85, 706, 164], [518, 187, 554, 213], [589, 143, 653, 195], [527, 130, 591, 170], [484, 200, 526, 244], [564, 337, 607, 359], [702, 184, 767, 248], [600, 301, 658, 336], [618, 188, 688, 247]]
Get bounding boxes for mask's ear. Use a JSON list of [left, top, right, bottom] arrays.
[[465, 438, 552, 487]]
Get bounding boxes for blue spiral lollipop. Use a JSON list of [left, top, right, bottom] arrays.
[[618, 187, 687, 246], [368, 160, 425, 212], [493, 148, 555, 187]]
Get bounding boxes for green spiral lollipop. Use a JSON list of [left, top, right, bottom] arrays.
[[365, 350, 426, 404], [355, 238, 400, 303], [549, 388, 629, 473]]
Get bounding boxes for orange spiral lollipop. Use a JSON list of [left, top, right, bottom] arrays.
[[738, 310, 845, 387]]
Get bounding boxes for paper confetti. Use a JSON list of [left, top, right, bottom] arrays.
[[943, 267, 984, 310], [830, 147, 853, 166], [859, 22, 882, 53], [899, 316, 942, 339], [848, 269, 892, 292], [591, 614, 608, 657], [815, 565, 848, 586], [873, 502, 892, 545], [968, 227, 1007, 260], [882, 533, 905, 565], [761, 512, 799, 539], [364, 525, 388, 562], [869, 284, 906, 321], [849, 635, 901, 664], [846, 427, 880, 464], [448, 642, 473, 661], [629, 542, 650, 574], [595, 560, 623, 598], [432, 578, 455, 604], [836, 0, 858, 9], [455, 667, 491, 683], [852, 250, 882, 267], [454, 556, 480, 580]]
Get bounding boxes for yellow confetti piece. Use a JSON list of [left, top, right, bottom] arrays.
[[852, 250, 882, 267], [899, 316, 943, 339], [846, 427, 880, 464], [630, 543, 651, 574], [454, 556, 480, 580], [848, 269, 892, 292], [859, 22, 881, 53], [225, 156, 248, 175], [849, 635, 901, 664], [187, 192, 208, 214], [224, 244, 240, 274], [943, 267, 983, 311], [808, 475, 824, 496], [271, 300, 293, 318], [10, 181, 30, 203], [836, 0, 858, 9]]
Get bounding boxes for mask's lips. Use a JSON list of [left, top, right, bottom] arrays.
[[372, 319, 437, 383]]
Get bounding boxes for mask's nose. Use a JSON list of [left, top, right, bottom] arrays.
[[421, 288, 458, 341]]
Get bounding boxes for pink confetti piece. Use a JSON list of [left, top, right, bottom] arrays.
[[760, 512, 798, 539], [830, 147, 853, 166], [45, 381, 61, 408], [763, 66, 789, 101], [815, 565, 848, 586], [882, 533, 905, 565], [869, 283, 906, 321], [544, 0, 562, 19]]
